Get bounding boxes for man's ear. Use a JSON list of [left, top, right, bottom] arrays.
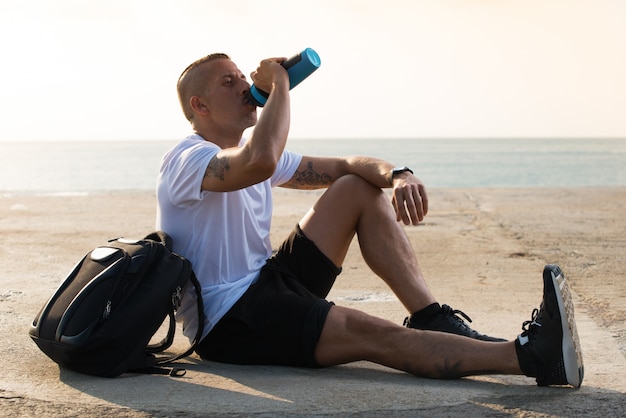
[[190, 96, 209, 116]]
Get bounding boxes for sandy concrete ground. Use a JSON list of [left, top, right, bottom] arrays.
[[1, 187, 624, 417]]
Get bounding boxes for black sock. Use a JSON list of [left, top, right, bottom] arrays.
[[410, 302, 442, 322]]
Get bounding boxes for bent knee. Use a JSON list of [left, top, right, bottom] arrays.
[[330, 174, 386, 201]]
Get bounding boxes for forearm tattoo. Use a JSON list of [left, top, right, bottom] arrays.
[[292, 161, 332, 189], [205, 155, 230, 181]]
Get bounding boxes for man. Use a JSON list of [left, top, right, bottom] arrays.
[[156, 53, 583, 386]]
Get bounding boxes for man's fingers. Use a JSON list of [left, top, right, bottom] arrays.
[[393, 186, 424, 225], [392, 193, 408, 224], [391, 177, 428, 226], [419, 184, 428, 216], [411, 187, 424, 224]]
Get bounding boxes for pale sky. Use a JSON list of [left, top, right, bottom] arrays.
[[1, 0, 625, 141]]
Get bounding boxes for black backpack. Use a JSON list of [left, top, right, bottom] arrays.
[[29, 231, 204, 377]]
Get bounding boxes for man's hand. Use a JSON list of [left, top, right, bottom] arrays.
[[391, 173, 428, 225], [250, 57, 289, 94]]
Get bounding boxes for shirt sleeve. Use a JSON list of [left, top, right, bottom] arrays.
[[163, 141, 219, 206]]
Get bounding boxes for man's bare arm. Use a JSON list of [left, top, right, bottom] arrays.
[[205, 155, 231, 181], [283, 160, 334, 189]]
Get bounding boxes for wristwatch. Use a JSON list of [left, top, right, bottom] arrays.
[[390, 166, 414, 184]]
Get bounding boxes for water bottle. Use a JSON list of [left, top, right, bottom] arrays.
[[248, 48, 321, 107]]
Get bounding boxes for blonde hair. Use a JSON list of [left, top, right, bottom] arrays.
[[177, 53, 230, 121]]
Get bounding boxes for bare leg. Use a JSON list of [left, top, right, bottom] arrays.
[[299, 175, 436, 313], [315, 306, 521, 378]]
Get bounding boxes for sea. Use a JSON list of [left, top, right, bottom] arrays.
[[0, 138, 624, 194]]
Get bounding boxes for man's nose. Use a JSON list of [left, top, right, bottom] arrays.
[[240, 79, 251, 92]]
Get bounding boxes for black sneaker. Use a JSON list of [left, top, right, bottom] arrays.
[[515, 265, 584, 387], [404, 304, 507, 342]]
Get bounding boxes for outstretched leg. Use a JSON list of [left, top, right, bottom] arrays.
[[315, 305, 520, 378], [314, 265, 584, 388]]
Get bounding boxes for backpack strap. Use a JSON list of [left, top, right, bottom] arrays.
[[129, 272, 204, 377], [155, 271, 205, 366], [138, 232, 205, 375], [133, 366, 188, 377], [146, 310, 176, 353], [144, 231, 173, 251]]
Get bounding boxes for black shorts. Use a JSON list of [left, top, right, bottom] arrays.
[[195, 225, 341, 367]]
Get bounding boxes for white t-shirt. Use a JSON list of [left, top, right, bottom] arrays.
[[156, 134, 302, 341]]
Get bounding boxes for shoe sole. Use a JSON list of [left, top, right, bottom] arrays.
[[545, 264, 584, 388]]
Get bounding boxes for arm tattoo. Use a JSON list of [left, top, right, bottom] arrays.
[[205, 155, 230, 181], [291, 161, 333, 189]]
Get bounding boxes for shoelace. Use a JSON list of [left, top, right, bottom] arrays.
[[441, 304, 473, 324], [520, 308, 542, 336], [403, 305, 475, 328]]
